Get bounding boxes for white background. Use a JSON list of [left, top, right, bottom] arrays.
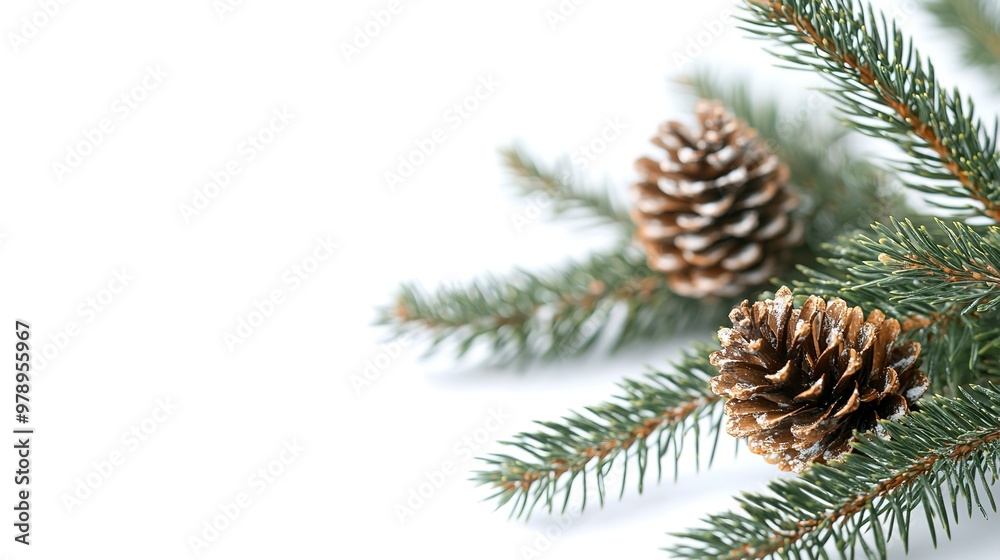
[[1, 0, 998, 558]]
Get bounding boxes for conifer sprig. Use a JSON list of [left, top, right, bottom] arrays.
[[671, 383, 1000, 560], [743, 0, 1000, 220], [382, 246, 731, 365], [474, 348, 724, 517], [501, 145, 632, 231]]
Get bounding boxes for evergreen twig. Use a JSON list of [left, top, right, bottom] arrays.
[[380, 246, 732, 365], [474, 347, 724, 517], [501, 145, 632, 231]]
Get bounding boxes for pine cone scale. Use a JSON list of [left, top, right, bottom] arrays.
[[793, 377, 825, 402], [831, 350, 863, 394], [871, 319, 901, 375]]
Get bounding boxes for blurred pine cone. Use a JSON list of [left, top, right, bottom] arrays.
[[631, 101, 803, 298], [709, 286, 929, 472]]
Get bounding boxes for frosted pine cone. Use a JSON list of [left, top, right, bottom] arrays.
[[631, 101, 803, 298], [709, 286, 929, 472]]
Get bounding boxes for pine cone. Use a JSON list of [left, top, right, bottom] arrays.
[[631, 101, 804, 298], [709, 286, 929, 472]]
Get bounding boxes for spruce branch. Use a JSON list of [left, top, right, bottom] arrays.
[[743, 0, 1000, 220], [927, 0, 1000, 82], [474, 347, 724, 518], [380, 246, 733, 365], [671, 383, 1000, 560], [501, 145, 632, 231]]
